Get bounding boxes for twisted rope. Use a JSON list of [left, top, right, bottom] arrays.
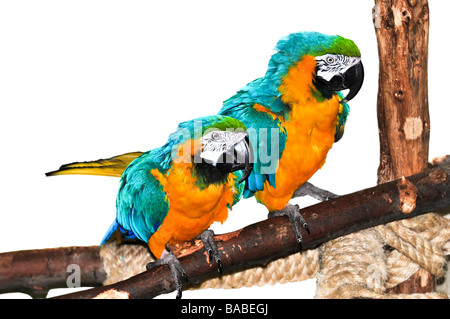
[[100, 243, 152, 286], [315, 213, 449, 299], [99, 242, 319, 289], [194, 249, 319, 289]]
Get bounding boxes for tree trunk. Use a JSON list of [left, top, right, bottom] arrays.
[[373, 0, 432, 293]]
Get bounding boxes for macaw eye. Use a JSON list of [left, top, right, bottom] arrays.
[[212, 132, 221, 140], [326, 56, 335, 64]]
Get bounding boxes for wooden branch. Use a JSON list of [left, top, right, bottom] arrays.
[[374, 0, 430, 183], [36, 164, 448, 299], [373, 0, 432, 294], [1, 160, 448, 298], [0, 246, 105, 298]]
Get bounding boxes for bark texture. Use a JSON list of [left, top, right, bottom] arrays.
[[373, 0, 433, 293], [373, 0, 430, 183]]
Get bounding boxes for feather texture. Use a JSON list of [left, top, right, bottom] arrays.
[[45, 152, 143, 177], [218, 31, 361, 211], [105, 115, 248, 258]]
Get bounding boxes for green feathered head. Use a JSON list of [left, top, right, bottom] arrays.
[[273, 31, 360, 66], [159, 115, 253, 184], [176, 115, 247, 137], [264, 31, 363, 107], [160, 115, 252, 186]]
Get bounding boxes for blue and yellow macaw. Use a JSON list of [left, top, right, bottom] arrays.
[[47, 31, 363, 291], [49, 31, 363, 245], [218, 31, 363, 241], [47, 115, 253, 298]]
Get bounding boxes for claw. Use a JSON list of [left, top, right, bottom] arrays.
[[269, 204, 310, 248], [200, 229, 223, 274], [292, 182, 338, 201], [146, 250, 187, 299]]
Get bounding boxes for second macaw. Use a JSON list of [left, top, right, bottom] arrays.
[[218, 31, 364, 242], [47, 115, 253, 298]]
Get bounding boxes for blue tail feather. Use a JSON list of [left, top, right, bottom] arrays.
[[100, 219, 137, 246]]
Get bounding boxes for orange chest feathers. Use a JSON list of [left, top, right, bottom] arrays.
[[148, 162, 236, 258], [255, 55, 341, 211]]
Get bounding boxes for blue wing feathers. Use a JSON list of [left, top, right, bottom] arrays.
[[113, 151, 170, 244], [100, 219, 137, 246], [255, 172, 265, 191], [100, 219, 119, 246], [267, 173, 276, 188], [219, 82, 287, 196], [243, 189, 254, 199]]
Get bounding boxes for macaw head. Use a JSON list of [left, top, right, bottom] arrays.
[[312, 49, 364, 104], [171, 116, 253, 183], [200, 129, 253, 183], [267, 31, 364, 105]]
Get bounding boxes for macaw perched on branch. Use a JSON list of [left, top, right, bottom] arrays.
[[218, 31, 364, 243], [47, 31, 363, 289], [47, 115, 253, 298]]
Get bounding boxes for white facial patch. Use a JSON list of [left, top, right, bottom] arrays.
[[315, 54, 361, 81], [200, 131, 247, 165]]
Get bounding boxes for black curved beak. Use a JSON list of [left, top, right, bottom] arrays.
[[328, 61, 364, 104], [216, 135, 254, 183]]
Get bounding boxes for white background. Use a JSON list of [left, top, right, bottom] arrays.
[[0, 1, 449, 299]]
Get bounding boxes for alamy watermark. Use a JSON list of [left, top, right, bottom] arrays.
[[171, 120, 280, 174], [66, 264, 81, 288]]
